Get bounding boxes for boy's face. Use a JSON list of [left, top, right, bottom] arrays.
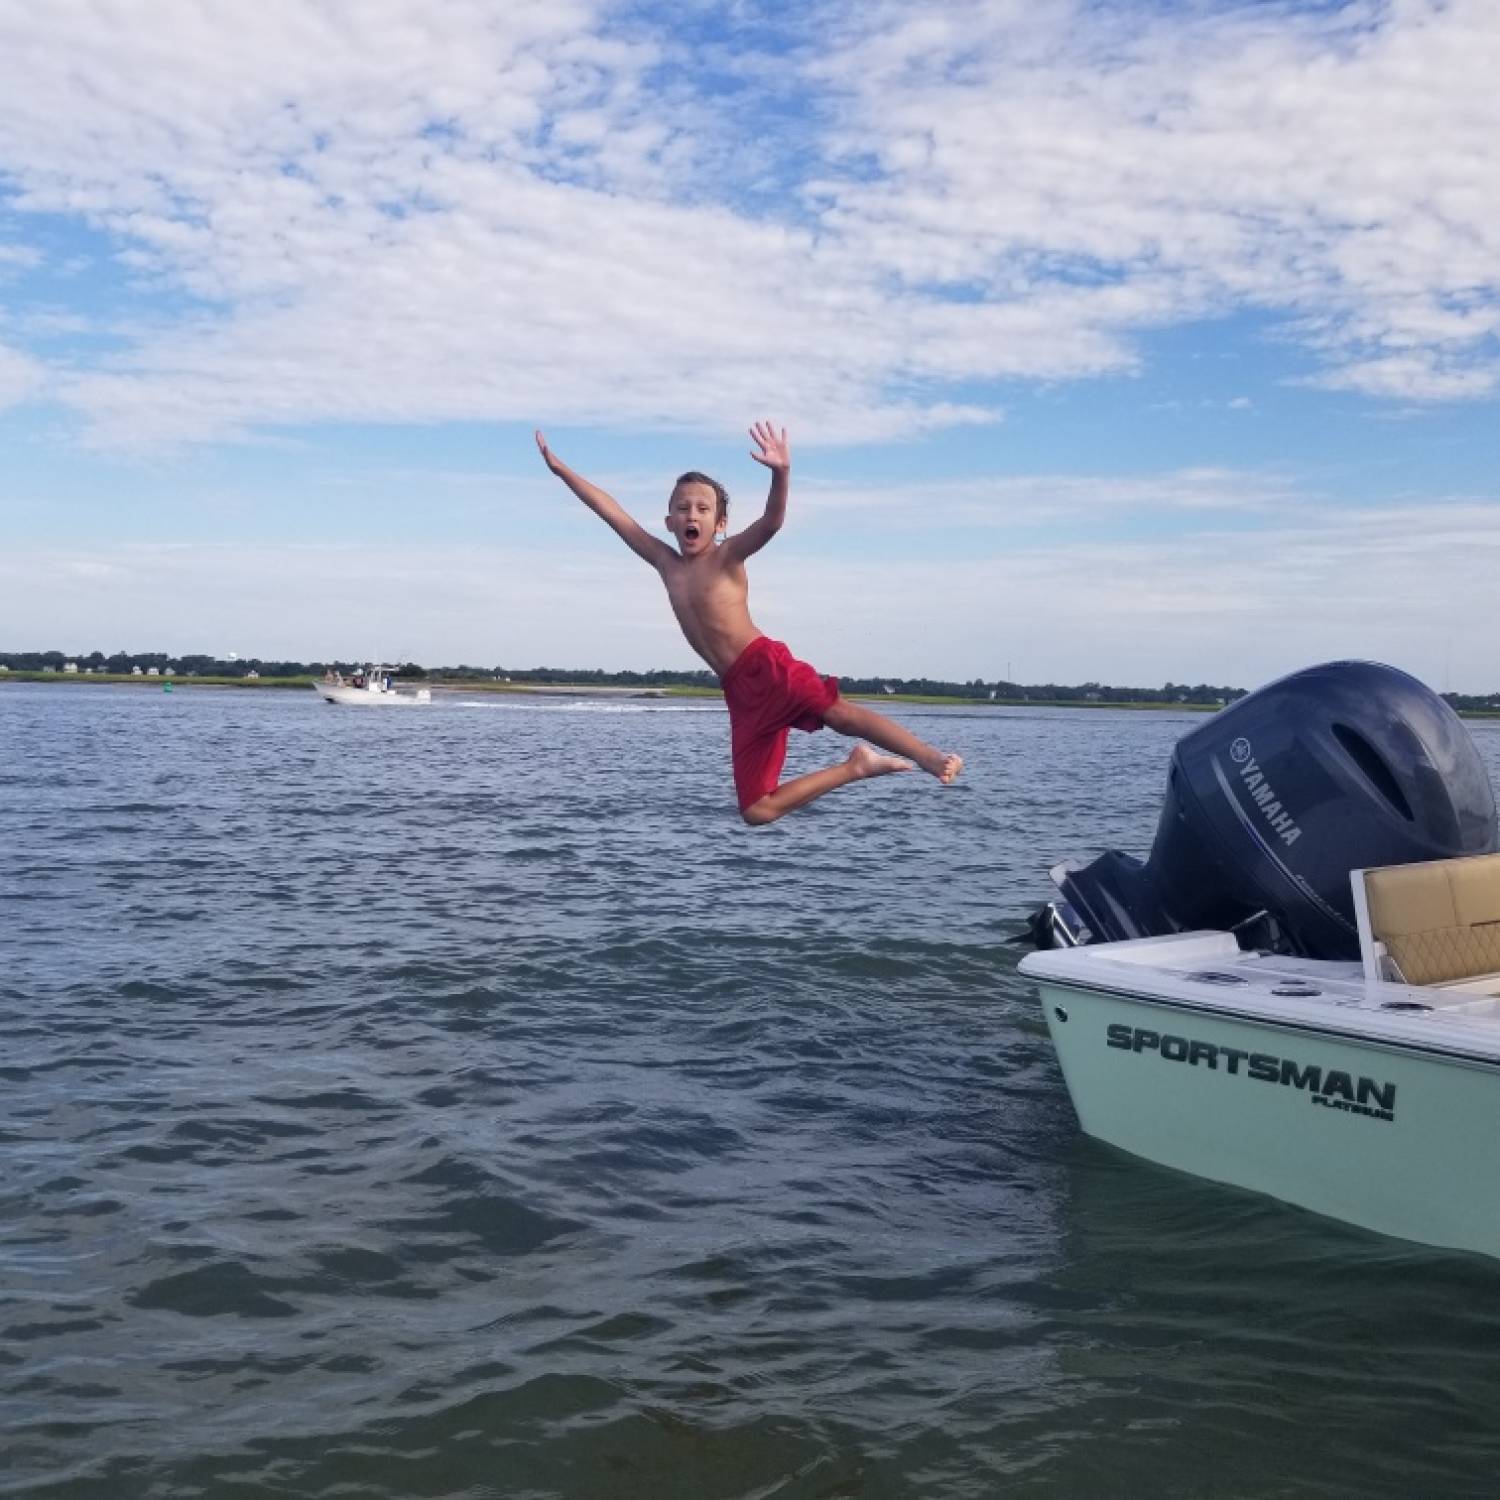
[[665, 481, 724, 556]]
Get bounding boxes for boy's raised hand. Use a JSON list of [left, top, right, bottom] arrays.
[[535, 428, 564, 474], [749, 420, 790, 471]]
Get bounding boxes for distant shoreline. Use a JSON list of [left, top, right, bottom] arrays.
[[7, 671, 1499, 716], [0, 670, 1209, 710]]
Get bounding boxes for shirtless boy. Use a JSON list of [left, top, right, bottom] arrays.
[[534, 422, 962, 825]]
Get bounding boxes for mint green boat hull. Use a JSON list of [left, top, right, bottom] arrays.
[[1030, 966, 1500, 1260]]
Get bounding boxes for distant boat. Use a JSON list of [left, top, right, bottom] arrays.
[[314, 667, 432, 707]]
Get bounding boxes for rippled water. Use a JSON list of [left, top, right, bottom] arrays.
[[5, 682, 1500, 1498]]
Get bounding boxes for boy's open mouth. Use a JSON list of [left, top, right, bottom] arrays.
[[684, 523, 701, 541]]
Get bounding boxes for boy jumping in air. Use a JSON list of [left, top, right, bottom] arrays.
[[535, 422, 963, 825]]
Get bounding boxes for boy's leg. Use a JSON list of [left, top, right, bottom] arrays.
[[821, 697, 963, 783], [742, 744, 910, 826]]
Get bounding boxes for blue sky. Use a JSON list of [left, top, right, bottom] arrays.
[[1, 0, 1497, 689]]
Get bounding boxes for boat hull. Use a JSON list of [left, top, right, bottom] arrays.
[[313, 683, 431, 706], [1033, 974, 1500, 1258]]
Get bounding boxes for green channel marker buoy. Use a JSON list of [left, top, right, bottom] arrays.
[[163, 680, 173, 693]]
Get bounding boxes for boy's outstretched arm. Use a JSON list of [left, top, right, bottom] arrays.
[[535, 430, 673, 568], [721, 421, 790, 562]]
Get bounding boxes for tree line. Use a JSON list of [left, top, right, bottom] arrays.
[[5, 648, 1499, 711]]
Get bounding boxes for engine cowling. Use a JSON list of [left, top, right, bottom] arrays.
[[1049, 660, 1498, 959]]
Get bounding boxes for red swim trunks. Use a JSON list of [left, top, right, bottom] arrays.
[[720, 637, 840, 811]]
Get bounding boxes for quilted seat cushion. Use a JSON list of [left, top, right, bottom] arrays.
[[1365, 853, 1500, 987]]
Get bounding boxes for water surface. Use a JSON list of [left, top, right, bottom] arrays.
[[4, 683, 1500, 1497]]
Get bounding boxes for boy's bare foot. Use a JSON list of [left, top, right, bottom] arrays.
[[917, 750, 963, 784], [847, 743, 913, 780]]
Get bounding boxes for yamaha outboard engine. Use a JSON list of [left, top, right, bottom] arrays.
[[1041, 661, 1498, 960]]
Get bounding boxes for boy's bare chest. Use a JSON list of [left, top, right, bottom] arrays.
[[662, 557, 747, 619]]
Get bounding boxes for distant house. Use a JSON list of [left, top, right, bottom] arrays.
[[146, 666, 160, 676], [131, 665, 143, 675], [164, 666, 174, 676], [246, 669, 260, 680], [0, 664, 9, 673], [64, 661, 79, 673]]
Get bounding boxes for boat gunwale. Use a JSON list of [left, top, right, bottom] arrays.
[[1024, 961, 1500, 1073]]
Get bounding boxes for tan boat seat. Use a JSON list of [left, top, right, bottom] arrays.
[[1352, 852, 1500, 991]]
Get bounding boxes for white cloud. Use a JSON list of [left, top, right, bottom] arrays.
[[0, 1, 1494, 449], [0, 539, 682, 668], [758, 496, 1500, 690], [0, 0, 993, 447], [0, 342, 43, 408], [812, 0, 1500, 401], [4, 492, 1497, 692], [795, 467, 1300, 526]]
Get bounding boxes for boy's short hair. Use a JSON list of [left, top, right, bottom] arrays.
[[674, 471, 729, 525]]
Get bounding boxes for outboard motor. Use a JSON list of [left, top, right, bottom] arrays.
[[1042, 661, 1498, 960]]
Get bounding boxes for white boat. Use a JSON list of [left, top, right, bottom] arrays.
[[1020, 661, 1500, 1259], [314, 667, 432, 706]]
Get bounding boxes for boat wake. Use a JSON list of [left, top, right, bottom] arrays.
[[454, 700, 725, 714]]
